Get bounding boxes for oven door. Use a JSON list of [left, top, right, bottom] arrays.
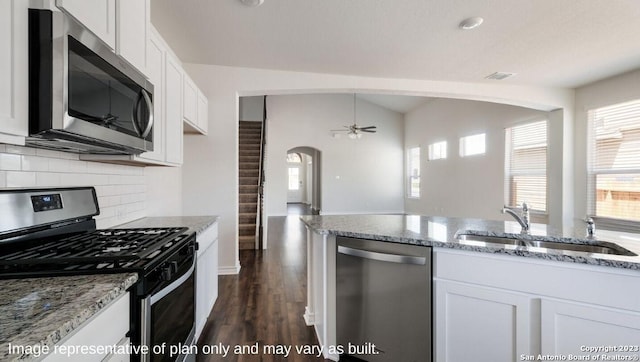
[[141, 260, 196, 362]]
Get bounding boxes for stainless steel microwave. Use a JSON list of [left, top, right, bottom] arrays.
[[27, 9, 154, 155]]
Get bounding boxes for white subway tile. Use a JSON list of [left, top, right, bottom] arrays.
[[22, 156, 50, 172], [86, 162, 105, 174], [36, 172, 61, 186], [6, 171, 37, 187], [6, 145, 37, 156], [0, 153, 22, 171]]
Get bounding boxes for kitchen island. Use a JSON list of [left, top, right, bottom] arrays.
[[301, 214, 640, 362]]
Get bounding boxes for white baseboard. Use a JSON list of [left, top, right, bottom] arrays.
[[303, 307, 315, 326], [218, 264, 241, 275]]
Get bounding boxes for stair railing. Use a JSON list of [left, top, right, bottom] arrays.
[[255, 96, 267, 249]]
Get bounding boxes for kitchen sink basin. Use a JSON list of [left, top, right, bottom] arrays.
[[456, 233, 637, 256]]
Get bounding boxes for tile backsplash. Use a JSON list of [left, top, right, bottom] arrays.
[[0, 144, 146, 228]]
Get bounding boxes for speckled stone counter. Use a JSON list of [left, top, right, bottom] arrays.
[[0, 273, 137, 361], [117, 216, 219, 235], [301, 214, 640, 271]]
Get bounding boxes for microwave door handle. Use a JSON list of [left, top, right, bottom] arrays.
[[139, 90, 154, 138], [132, 91, 143, 136]]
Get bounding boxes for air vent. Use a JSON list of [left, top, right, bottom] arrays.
[[485, 72, 516, 80]]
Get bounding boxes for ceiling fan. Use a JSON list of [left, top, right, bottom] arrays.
[[331, 94, 377, 139]]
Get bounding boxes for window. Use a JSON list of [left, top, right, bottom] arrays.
[[287, 153, 302, 163], [460, 133, 486, 157], [588, 99, 640, 227], [428, 141, 447, 160], [288, 167, 300, 190], [408, 147, 420, 198], [505, 120, 548, 212]]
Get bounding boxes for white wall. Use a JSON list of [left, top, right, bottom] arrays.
[[0, 145, 146, 228], [265, 94, 405, 216], [404, 98, 549, 221], [174, 63, 572, 274], [239, 96, 264, 121], [574, 69, 640, 224]]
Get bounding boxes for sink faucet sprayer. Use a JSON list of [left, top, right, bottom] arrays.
[[502, 202, 530, 234]]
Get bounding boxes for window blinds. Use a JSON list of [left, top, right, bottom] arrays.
[[587, 99, 640, 223], [504, 120, 548, 212]]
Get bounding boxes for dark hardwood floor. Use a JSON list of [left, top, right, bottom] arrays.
[[197, 207, 325, 361]]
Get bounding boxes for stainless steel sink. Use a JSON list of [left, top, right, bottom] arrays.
[[456, 233, 637, 256]]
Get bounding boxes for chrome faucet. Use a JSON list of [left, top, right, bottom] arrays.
[[502, 202, 530, 234], [586, 217, 595, 238]]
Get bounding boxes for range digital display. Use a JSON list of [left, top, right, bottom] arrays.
[[31, 194, 63, 212]]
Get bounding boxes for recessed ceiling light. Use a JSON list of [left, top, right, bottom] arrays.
[[240, 0, 264, 7], [459, 17, 484, 30]]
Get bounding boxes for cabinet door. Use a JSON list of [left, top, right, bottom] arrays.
[[541, 299, 640, 358], [43, 293, 130, 361], [183, 75, 198, 125], [197, 90, 209, 134], [435, 280, 537, 362], [116, 0, 148, 74], [56, 0, 116, 49], [164, 54, 183, 165], [137, 28, 165, 163], [195, 223, 219, 340], [0, 0, 28, 145]]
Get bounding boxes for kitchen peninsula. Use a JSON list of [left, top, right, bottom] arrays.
[[301, 214, 640, 362]]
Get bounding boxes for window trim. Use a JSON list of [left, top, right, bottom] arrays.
[[504, 119, 548, 214], [586, 98, 640, 230]]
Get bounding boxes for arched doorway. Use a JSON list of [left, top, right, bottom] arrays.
[[286, 147, 321, 215]]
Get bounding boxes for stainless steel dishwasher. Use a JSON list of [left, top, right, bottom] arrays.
[[336, 236, 432, 362]]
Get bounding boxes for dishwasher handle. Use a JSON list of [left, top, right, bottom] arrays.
[[338, 245, 427, 265]]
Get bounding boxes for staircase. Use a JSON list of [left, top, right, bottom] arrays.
[[238, 121, 263, 250]]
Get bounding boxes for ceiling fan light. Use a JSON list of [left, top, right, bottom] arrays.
[[356, 132, 363, 139], [348, 132, 357, 140]]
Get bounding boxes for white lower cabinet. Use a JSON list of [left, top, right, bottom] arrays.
[[435, 280, 537, 362], [43, 292, 130, 361], [195, 222, 219, 341], [541, 299, 640, 357], [434, 249, 640, 362]]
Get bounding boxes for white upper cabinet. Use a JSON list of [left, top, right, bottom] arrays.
[[197, 89, 209, 135], [0, 0, 28, 145], [165, 53, 184, 165], [56, 0, 117, 49], [183, 75, 198, 125], [115, 0, 148, 74], [136, 27, 165, 163], [183, 74, 208, 135]]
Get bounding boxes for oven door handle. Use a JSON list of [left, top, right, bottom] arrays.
[[150, 261, 195, 305]]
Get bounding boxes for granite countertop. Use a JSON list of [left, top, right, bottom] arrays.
[[117, 216, 219, 235], [0, 273, 138, 361], [300, 214, 640, 271]]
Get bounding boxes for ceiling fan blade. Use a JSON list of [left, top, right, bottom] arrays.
[[360, 129, 377, 133], [330, 129, 348, 132], [357, 126, 377, 130]]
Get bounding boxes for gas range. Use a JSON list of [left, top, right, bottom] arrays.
[[0, 187, 196, 362], [0, 226, 191, 278]]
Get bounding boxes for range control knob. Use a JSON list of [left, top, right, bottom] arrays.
[[161, 264, 173, 281]]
